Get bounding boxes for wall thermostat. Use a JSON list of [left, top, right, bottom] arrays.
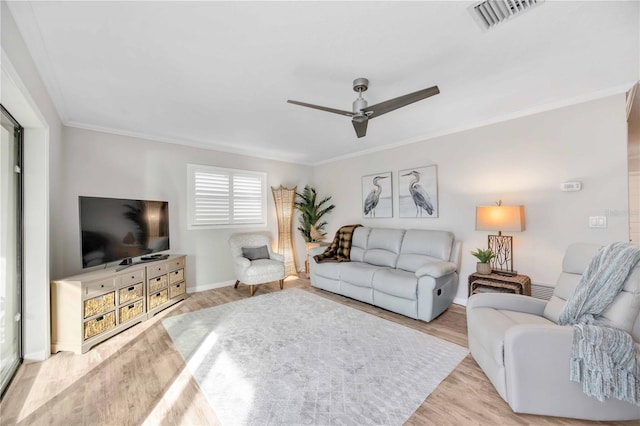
[[561, 181, 582, 192]]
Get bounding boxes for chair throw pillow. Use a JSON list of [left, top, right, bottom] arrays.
[[242, 245, 270, 261]]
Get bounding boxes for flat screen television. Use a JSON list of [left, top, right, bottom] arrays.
[[79, 196, 170, 268]]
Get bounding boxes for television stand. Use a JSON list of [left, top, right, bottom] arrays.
[[51, 254, 187, 354]]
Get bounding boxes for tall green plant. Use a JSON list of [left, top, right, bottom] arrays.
[[294, 185, 335, 242]]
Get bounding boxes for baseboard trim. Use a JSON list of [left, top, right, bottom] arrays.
[[24, 349, 48, 362], [453, 297, 467, 307], [188, 280, 235, 293]]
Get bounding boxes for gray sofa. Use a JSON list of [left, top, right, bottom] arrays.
[[467, 243, 640, 421], [309, 227, 462, 322]]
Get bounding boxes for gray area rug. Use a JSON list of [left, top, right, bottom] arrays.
[[162, 288, 468, 425]]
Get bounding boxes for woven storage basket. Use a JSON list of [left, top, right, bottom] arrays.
[[84, 292, 115, 318], [84, 311, 116, 340], [169, 282, 186, 298], [148, 275, 168, 293], [149, 289, 168, 309], [169, 269, 184, 285], [119, 300, 144, 323], [119, 283, 143, 304]]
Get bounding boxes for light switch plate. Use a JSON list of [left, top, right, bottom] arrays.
[[589, 216, 607, 228]]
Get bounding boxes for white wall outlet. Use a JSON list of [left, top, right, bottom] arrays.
[[589, 216, 607, 228], [561, 181, 582, 192]]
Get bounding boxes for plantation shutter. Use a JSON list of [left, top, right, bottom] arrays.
[[188, 164, 266, 227], [232, 172, 264, 224]]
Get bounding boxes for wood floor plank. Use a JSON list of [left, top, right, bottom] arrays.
[[0, 278, 636, 425]]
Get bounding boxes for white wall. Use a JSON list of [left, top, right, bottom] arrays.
[[58, 127, 313, 290], [313, 95, 630, 302], [2, 1, 64, 360]]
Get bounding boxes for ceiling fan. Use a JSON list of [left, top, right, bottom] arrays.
[[287, 78, 440, 138]]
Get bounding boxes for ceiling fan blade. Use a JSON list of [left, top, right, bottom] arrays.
[[287, 100, 354, 117], [352, 117, 368, 138], [363, 85, 440, 119]]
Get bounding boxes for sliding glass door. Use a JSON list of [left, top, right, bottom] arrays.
[[0, 104, 22, 397]]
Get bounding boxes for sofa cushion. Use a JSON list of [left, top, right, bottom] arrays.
[[542, 272, 581, 323], [340, 262, 383, 288], [372, 268, 418, 300], [350, 227, 371, 262], [241, 245, 270, 260], [313, 261, 341, 280], [542, 243, 601, 323], [400, 229, 453, 261], [363, 228, 405, 267], [469, 307, 555, 366], [243, 259, 284, 280], [599, 265, 640, 334]]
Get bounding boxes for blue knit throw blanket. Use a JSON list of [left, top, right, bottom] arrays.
[[558, 242, 640, 405]]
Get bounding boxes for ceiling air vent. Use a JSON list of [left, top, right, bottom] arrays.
[[469, 0, 544, 30]]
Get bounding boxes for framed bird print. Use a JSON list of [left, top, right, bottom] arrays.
[[362, 172, 392, 218], [399, 165, 438, 218]]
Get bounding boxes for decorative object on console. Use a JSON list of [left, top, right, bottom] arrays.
[[362, 172, 392, 218], [475, 201, 525, 276], [399, 165, 438, 218], [471, 248, 494, 274], [271, 185, 298, 277], [294, 185, 335, 242]]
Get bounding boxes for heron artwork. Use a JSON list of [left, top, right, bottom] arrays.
[[363, 175, 388, 217], [402, 170, 434, 217]]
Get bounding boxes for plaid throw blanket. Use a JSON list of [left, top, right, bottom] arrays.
[[313, 224, 362, 263]]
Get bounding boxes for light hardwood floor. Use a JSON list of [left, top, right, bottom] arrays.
[[0, 278, 635, 426]]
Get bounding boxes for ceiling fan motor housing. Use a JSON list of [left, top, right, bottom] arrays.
[[353, 78, 369, 93], [353, 96, 368, 113]]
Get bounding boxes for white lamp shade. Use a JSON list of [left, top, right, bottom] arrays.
[[476, 205, 525, 232]]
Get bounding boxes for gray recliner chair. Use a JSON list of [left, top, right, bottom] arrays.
[[467, 243, 640, 421]]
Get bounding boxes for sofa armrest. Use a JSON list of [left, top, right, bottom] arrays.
[[466, 293, 547, 316], [504, 324, 575, 413], [270, 252, 284, 262], [415, 261, 457, 279], [308, 246, 326, 258]]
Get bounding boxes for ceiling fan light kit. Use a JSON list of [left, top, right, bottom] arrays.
[[287, 78, 439, 138]]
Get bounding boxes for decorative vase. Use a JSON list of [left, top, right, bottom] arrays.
[[476, 262, 492, 275]]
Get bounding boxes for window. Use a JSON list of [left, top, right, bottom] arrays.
[[188, 164, 267, 228]]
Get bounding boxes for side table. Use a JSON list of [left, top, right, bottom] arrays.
[[468, 272, 531, 297], [305, 242, 329, 278]]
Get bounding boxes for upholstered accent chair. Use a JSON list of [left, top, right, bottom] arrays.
[[467, 243, 640, 421], [228, 232, 285, 296]]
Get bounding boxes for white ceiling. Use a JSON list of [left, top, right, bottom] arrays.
[[7, 1, 640, 165]]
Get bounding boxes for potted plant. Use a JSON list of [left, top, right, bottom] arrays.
[[471, 248, 494, 275], [294, 185, 335, 243]]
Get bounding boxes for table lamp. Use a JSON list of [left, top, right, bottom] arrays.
[[475, 201, 525, 276]]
